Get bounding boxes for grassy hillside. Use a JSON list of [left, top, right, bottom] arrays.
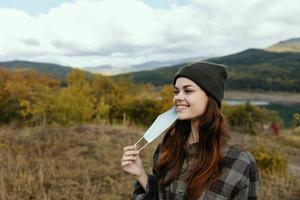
[[210, 49, 300, 91], [0, 124, 299, 199], [0, 60, 81, 84], [112, 49, 300, 92], [266, 37, 300, 53]]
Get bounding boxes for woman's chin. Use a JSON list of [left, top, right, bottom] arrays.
[[177, 112, 200, 121], [177, 114, 189, 120]]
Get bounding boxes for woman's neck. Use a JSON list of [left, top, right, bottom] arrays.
[[188, 119, 200, 144]]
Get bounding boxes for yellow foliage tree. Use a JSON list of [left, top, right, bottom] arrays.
[[159, 85, 174, 111], [19, 84, 57, 125], [52, 69, 95, 124], [3, 70, 59, 125], [91, 74, 126, 124]]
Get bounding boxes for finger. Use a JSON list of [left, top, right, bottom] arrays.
[[121, 160, 133, 166], [121, 154, 137, 162], [123, 150, 139, 156], [121, 155, 137, 162], [123, 145, 136, 151]]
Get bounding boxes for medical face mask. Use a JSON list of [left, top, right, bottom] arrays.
[[135, 106, 177, 151]]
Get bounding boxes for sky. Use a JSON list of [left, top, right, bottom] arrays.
[[0, 0, 299, 68]]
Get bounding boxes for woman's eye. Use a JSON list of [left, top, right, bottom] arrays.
[[173, 90, 192, 94]]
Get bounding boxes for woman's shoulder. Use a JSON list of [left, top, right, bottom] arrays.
[[205, 145, 259, 199], [222, 144, 259, 185], [224, 144, 256, 165]]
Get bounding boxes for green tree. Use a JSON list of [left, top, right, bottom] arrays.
[[0, 69, 19, 123]]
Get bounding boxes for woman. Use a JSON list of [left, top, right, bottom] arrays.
[[121, 61, 259, 200]]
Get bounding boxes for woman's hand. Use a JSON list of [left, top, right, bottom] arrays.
[[121, 145, 144, 177], [121, 144, 149, 191]]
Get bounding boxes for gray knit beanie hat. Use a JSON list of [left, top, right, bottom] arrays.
[[173, 61, 228, 108]]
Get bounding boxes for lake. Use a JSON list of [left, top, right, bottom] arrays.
[[224, 99, 300, 127]]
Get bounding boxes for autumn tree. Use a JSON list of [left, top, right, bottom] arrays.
[[91, 75, 133, 124], [0, 69, 59, 125], [0, 69, 19, 123], [10, 71, 59, 125], [52, 69, 95, 124], [159, 84, 174, 111]]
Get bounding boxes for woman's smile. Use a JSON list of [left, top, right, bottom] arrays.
[[176, 105, 190, 111]]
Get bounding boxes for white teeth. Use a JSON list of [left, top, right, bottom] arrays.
[[177, 105, 188, 109]]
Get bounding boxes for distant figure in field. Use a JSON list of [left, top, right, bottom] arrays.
[[121, 62, 259, 199], [270, 122, 279, 136]]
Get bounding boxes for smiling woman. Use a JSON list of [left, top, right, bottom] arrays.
[[121, 61, 260, 199], [173, 78, 209, 122]]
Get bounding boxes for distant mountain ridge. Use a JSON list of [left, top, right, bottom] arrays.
[[1, 37, 300, 91], [0, 60, 92, 84], [84, 65, 114, 75], [266, 37, 300, 53], [112, 49, 300, 92], [83, 56, 205, 75], [128, 56, 205, 71]]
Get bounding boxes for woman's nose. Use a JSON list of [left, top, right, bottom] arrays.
[[174, 91, 184, 100]]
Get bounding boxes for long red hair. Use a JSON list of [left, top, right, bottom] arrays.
[[156, 97, 229, 199]]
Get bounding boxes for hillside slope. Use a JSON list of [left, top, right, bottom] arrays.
[[266, 38, 300, 53], [113, 49, 300, 92], [0, 60, 77, 83]]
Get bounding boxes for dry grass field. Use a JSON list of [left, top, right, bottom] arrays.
[[0, 124, 299, 200]]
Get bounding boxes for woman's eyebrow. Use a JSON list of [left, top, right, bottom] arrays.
[[174, 85, 195, 89]]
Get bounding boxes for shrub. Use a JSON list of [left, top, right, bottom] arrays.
[[252, 147, 288, 173], [124, 97, 164, 126], [222, 102, 283, 135], [292, 113, 300, 127]]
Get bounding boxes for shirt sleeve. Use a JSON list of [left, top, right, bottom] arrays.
[[234, 152, 260, 200], [133, 144, 161, 200]]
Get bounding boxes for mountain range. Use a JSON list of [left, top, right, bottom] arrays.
[[112, 47, 300, 92], [0, 60, 74, 83], [1, 37, 300, 91], [83, 56, 205, 75]]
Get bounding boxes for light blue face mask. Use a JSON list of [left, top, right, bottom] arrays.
[[135, 106, 177, 151]]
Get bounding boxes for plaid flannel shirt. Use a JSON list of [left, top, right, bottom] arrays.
[[133, 143, 259, 200]]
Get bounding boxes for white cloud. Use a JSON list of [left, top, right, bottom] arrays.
[[0, 0, 300, 67]]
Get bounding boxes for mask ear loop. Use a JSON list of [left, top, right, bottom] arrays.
[[134, 137, 149, 152]]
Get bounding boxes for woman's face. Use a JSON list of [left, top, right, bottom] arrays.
[[173, 77, 209, 120]]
